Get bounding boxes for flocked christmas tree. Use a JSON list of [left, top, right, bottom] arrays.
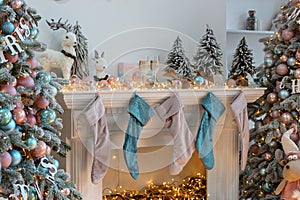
[[0, 0, 82, 199], [165, 36, 192, 79], [192, 24, 223, 78], [240, 0, 300, 199], [228, 37, 255, 86], [70, 21, 89, 79]]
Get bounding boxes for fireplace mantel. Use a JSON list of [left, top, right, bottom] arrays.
[[61, 87, 265, 200]]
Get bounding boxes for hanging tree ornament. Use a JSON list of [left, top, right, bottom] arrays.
[[0, 84, 17, 96], [0, 108, 12, 126], [8, 149, 22, 166], [38, 156, 58, 184], [39, 108, 56, 125], [0, 151, 12, 169]]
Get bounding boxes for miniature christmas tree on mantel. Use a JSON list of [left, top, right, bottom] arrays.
[[228, 37, 255, 87], [0, 0, 82, 199], [192, 24, 223, 80], [164, 36, 192, 79]]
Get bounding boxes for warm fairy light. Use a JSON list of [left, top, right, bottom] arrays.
[[103, 174, 207, 199]]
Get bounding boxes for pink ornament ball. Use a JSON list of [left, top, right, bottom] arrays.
[[1, 151, 12, 169], [226, 78, 236, 88], [263, 115, 273, 125], [282, 29, 295, 41], [280, 55, 288, 62], [276, 63, 289, 76], [4, 53, 18, 63], [0, 84, 17, 96], [31, 140, 47, 158], [17, 75, 35, 88], [267, 92, 278, 104], [26, 57, 39, 69], [61, 188, 70, 196], [97, 80, 109, 89], [26, 112, 36, 126], [271, 110, 281, 119], [34, 96, 49, 109], [294, 68, 300, 79], [132, 71, 142, 82], [12, 107, 26, 124], [10, 0, 23, 10], [107, 75, 119, 85], [280, 112, 294, 125], [46, 145, 51, 155]]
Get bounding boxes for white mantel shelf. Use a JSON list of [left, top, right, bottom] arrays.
[[62, 87, 266, 109], [61, 87, 266, 200]]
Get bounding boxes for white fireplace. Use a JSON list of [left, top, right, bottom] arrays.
[[60, 88, 265, 200]]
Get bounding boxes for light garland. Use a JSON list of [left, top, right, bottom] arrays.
[[102, 173, 207, 200], [61, 74, 218, 92]]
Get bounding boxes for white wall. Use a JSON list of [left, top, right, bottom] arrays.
[[27, 0, 226, 76]]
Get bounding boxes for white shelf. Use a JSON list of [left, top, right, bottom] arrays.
[[227, 29, 274, 35]]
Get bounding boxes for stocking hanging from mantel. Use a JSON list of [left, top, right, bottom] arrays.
[[195, 92, 225, 170], [123, 93, 154, 180], [230, 91, 249, 171], [82, 95, 111, 184], [154, 93, 196, 176]]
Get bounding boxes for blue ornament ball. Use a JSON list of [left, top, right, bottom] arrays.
[[30, 26, 39, 39], [195, 76, 205, 85], [48, 86, 58, 96], [8, 149, 22, 166], [264, 57, 274, 68], [287, 57, 296, 66], [262, 182, 273, 193], [273, 47, 282, 55], [28, 186, 38, 200], [278, 89, 290, 100], [1, 21, 15, 35], [259, 76, 270, 87], [39, 109, 56, 125], [1, 119, 16, 132], [53, 158, 60, 168], [36, 72, 51, 84], [0, 108, 12, 126], [26, 137, 38, 150]]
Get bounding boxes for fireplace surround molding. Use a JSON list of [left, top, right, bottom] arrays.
[[61, 87, 265, 200]]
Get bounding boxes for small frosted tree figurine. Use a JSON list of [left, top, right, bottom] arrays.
[[71, 21, 89, 79], [228, 37, 255, 86], [192, 24, 223, 79], [164, 36, 192, 79]]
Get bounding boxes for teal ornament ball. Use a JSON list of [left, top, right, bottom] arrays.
[[262, 182, 273, 192], [26, 137, 37, 150], [53, 158, 60, 168], [287, 57, 296, 66], [8, 149, 22, 166], [39, 109, 56, 125], [1, 22, 15, 35], [48, 86, 57, 96], [0, 108, 12, 126], [0, 0, 3, 6], [28, 186, 38, 200], [273, 47, 282, 55], [259, 76, 270, 87], [36, 72, 51, 84], [264, 57, 274, 68], [195, 76, 205, 85], [30, 26, 39, 39], [1, 119, 16, 132], [278, 89, 290, 100]]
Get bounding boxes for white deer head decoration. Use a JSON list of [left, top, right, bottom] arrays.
[[93, 50, 109, 81]]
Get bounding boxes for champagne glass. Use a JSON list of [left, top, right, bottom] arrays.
[[150, 56, 160, 83]]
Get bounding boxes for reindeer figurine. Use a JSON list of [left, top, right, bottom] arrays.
[[38, 18, 77, 79], [93, 50, 109, 81], [275, 124, 300, 200]]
